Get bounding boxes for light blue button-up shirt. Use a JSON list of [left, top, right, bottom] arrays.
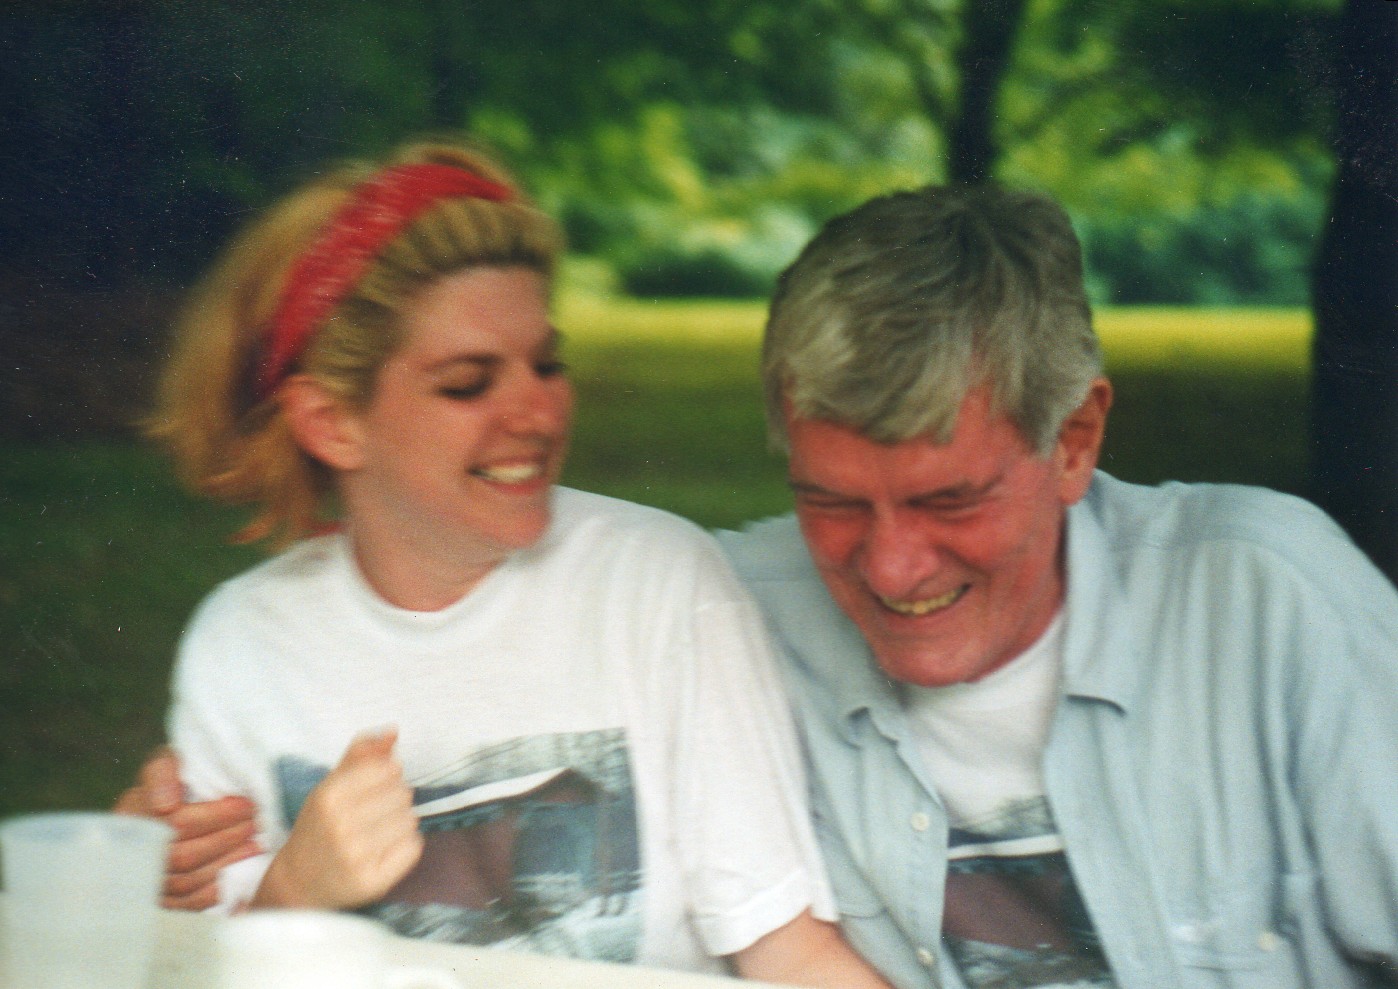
[[718, 472, 1398, 989]]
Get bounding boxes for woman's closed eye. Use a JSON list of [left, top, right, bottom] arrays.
[[437, 373, 492, 400]]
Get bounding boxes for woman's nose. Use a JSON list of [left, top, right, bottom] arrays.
[[505, 370, 572, 435]]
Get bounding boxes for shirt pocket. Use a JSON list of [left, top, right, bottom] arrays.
[[825, 857, 898, 955], [831, 879, 941, 989], [1276, 868, 1316, 934], [833, 877, 888, 921], [1168, 864, 1288, 974]]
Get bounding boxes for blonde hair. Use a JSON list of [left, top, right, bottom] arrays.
[[764, 184, 1099, 456], [148, 139, 563, 546]]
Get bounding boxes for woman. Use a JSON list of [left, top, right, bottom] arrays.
[[125, 139, 887, 986]]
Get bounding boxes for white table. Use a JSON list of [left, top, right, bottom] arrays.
[[144, 906, 760, 989]]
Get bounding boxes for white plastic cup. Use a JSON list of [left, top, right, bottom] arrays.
[[216, 910, 459, 989], [1, 811, 173, 989]]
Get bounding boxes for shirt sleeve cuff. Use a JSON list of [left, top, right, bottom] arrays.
[[694, 867, 822, 958], [212, 852, 273, 915]]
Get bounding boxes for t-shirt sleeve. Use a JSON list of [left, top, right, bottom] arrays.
[[166, 597, 276, 914], [669, 544, 836, 957]]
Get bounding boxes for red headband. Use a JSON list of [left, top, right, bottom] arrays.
[[256, 162, 514, 399]]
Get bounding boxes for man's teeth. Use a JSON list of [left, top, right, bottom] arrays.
[[472, 463, 543, 484], [879, 585, 967, 616]]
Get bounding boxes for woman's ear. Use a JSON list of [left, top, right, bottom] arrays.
[[278, 375, 365, 472]]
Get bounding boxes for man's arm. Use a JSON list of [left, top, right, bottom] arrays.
[[113, 747, 260, 910], [731, 909, 894, 988], [1289, 584, 1398, 971]]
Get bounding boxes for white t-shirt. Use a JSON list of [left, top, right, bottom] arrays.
[[903, 614, 1116, 987], [168, 488, 833, 974], [902, 611, 1063, 834]]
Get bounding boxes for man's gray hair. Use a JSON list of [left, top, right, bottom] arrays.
[[763, 184, 1101, 456]]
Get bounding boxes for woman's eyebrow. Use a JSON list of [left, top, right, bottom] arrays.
[[534, 327, 565, 357], [422, 353, 499, 374]]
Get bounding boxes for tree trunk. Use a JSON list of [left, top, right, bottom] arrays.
[[1310, 0, 1398, 580], [423, 0, 477, 129], [83, 3, 161, 285], [946, 0, 1030, 184]]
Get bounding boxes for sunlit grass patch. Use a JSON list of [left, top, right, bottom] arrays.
[[559, 294, 765, 344], [559, 295, 1314, 372], [1097, 307, 1311, 370]]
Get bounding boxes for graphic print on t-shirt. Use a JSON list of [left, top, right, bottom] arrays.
[[276, 728, 641, 962], [943, 796, 1115, 988]]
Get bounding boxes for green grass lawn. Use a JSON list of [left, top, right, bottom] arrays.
[[0, 300, 1312, 815]]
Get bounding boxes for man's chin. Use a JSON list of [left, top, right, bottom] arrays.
[[869, 642, 972, 689]]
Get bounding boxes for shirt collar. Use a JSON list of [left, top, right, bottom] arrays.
[[719, 514, 906, 743], [776, 578, 903, 742], [1058, 475, 1142, 712]]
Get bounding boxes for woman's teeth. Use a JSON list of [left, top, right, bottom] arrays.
[[879, 585, 967, 616], [472, 463, 543, 484]]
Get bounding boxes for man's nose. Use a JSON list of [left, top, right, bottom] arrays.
[[857, 510, 941, 600]]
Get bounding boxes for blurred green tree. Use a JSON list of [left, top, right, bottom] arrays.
[[1, 0, 1345, 291]]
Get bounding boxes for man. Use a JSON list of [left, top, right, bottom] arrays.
[[712, 183, 1398, 988], [122, 184, 1398, 987]]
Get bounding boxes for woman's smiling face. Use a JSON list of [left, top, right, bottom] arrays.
[[337, 265, 573, 578]]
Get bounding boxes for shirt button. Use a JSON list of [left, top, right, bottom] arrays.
[[910, 812, 931, 832], [1257, 930, 1282, 952], [1172, 923, 1202, 944], [916, 947, 935, 967]]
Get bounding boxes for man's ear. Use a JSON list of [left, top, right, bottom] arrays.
[[1055, 377, 1113, 506], [278, 375, 365, 472]]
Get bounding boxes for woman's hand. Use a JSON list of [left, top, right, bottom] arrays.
[[252, 729, 423, 911], [114, 747, 261, 910]]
